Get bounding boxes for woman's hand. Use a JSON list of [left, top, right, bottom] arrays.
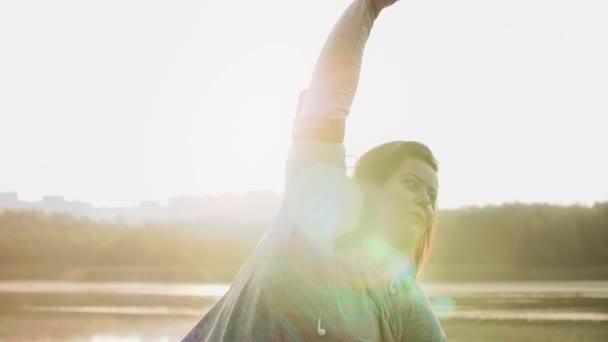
[[372, 0, 400, 10]]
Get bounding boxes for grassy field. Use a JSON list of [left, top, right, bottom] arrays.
[[0, 312, 607, 342], [0, 311, 193, 341], [441, 319, 608, 342]]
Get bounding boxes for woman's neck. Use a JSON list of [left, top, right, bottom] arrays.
[[336, 229, 417, 285]]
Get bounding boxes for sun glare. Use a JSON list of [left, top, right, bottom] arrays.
[[192, 45, 307, 195]]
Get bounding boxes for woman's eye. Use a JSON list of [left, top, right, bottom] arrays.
[[403, 179, 418, 189]]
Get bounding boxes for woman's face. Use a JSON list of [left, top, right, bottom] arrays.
[[376, 157, 438, 253]]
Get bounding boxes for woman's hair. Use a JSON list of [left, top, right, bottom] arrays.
[[352, 141, 438, 278]]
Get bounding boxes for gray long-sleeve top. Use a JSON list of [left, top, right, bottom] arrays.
[[182, 1, 446, 340]]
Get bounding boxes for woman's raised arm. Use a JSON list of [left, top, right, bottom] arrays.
[[287, 0, 397, 189], [296, 0, 392, 121], [281, 1, 399, 258]]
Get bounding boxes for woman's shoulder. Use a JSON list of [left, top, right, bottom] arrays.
[[403, 282, 447, 341]]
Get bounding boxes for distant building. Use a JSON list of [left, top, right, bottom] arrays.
[[0, 192, 19, 209], [0, 192, 18, 203], [0, 191, 284, 224], [168, 196, 207, 221], [40, 195, 66, 209], [139, 201, 167, 222]]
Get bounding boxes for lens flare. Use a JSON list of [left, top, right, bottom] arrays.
[[431, 296, 456, 319], [361, 236, 416, 286]]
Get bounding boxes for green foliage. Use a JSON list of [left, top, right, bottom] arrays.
[[424, 202, 608, 281], [0, 202, 607, 282]]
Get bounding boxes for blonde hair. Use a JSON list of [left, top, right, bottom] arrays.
[[412, 211, 438, 278]]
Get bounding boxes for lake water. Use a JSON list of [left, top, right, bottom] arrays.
[[1, 280, 607, 341]]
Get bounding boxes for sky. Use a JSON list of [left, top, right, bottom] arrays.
[[1, 0, 607, 208]]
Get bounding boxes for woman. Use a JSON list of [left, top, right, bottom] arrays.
[[183, 0, 446, 340]]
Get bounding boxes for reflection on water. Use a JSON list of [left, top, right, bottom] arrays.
[[3, 280, 608, 323], [435, 309, 608, 322], [1, 280, 606, 341], [26, 305, 202, 316], [26, 304, 608, 322], [91, 336, 169, 342], [2, 280, 606, 299], [421, 281, 608, 298], [0, 281, 230, 298]]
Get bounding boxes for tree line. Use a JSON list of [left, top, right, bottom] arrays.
[[0, 202, 606, 282]]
